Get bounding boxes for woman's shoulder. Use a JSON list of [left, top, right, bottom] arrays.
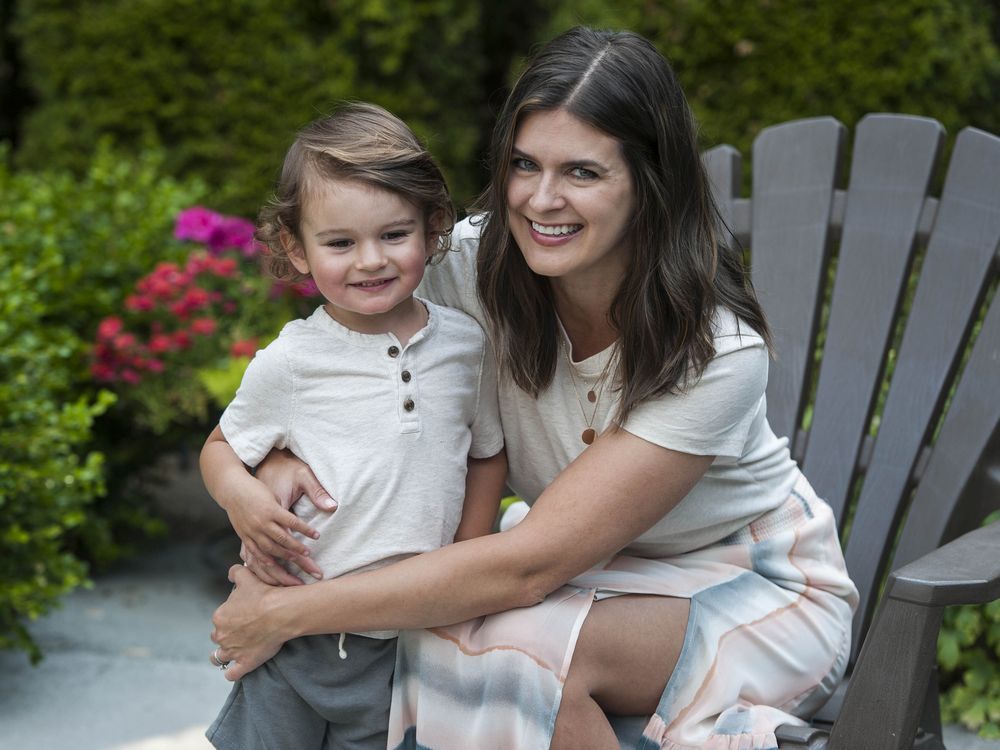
[[710, 307, 766, 355]]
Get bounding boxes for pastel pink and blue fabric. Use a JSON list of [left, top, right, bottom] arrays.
[[387, 476, 858, 749]]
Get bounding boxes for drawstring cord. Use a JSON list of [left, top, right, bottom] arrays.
[[337, 632, 348, 660]]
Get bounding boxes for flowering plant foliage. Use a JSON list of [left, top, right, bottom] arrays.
[[91, 207, 317, 434]]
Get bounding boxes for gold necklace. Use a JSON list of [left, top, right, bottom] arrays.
[[563, 343, 611, 445]]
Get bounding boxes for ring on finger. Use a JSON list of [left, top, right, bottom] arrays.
[[211, 647, 229, 669]]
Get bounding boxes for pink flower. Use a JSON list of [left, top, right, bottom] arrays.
[[190, 317, 217, 335], [120, 369, 141, 384], [97, 317, 124, 340], [207, 216, 256, 255], [292, 279, 320, 298], [174, 207, 223, 243]]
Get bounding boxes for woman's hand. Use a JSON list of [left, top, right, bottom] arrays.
[[210, 564, 288, 681]]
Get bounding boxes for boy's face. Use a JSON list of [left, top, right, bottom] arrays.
[[289, 178, 430, 335]]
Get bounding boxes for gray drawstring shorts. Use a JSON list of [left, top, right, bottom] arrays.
[[206, 633, 397, 750]]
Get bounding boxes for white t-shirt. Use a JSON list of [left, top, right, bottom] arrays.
[[418, 217, 801, 557], [220, 302, 504, 635]]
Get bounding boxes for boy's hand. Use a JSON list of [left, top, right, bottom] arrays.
[[224, 482, 325, 581]]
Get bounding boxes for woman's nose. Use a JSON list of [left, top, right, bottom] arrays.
[[528, 174, 566, 212]]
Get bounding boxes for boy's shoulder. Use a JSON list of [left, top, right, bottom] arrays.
[[424, 299, 487, 342]]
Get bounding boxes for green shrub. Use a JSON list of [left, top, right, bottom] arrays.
[[0, 225, 113, 662], [938, 512, 1000, 738], [537, 0, 1000, 157], [0, 144, 203, 570], [12, 0, 485, 215]]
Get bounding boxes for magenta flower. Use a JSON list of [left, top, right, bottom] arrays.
[[174, 206, 223, 243], [207, 216, 257, 255]]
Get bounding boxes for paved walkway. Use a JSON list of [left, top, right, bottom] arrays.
[[1, 524, 997, 749]]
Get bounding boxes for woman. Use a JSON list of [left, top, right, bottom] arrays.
[[210, 27, 858, 749]]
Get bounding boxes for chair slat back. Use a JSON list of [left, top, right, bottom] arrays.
[[749, 118, 845, 446], [842, 126, 1000, 651], [890, 287, 1000, 574], [800, 115, 944, 522], [706, 117, 1000, 670]]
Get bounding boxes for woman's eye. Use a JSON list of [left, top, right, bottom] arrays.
[[570, 167, 598, 180], [512, 157, 537, 172]]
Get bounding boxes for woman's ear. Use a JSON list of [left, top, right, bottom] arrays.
[[281, 228, 310, 276]]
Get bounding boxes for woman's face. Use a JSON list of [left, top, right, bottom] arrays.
[[506, 108, 635, 294]]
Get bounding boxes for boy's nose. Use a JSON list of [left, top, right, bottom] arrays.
[[356, 242, 389, 270]]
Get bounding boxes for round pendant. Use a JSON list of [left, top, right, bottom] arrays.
[[587, 390, 597, 403], [581, 428, 596, 445]]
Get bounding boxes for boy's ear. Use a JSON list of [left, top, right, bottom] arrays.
[[425, 209, 448, 249], [281, 228, 310, 276]]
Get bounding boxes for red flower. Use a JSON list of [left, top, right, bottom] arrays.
[[172, 330, 192, 350], [190, 317, 217, 336], [90, 362, 116, 382], [148, 334, 173, 353], [97, 317, 124, 340], [230, 338, 258, 358], [125, 294, 155, 312], [112, 333, 137, 351]]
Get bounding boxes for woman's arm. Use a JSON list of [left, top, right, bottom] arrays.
[[212, 427, 712, 680], [453, 449, 507, 542]]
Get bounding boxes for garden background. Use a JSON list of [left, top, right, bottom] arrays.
[[2, 0, 999, 738]]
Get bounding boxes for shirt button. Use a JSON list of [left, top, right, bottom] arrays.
[[387, 345, 400, 358], [403, 398, 415, 412], [401, 370, 411, 382]]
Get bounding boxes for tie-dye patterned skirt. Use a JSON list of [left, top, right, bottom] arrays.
[[388, 475, 859, 749]]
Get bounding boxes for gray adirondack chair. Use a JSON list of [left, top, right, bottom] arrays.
[[699, 114, 1000, 750]]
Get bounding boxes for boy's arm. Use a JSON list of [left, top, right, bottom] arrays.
[[453, 449, 507, 542], [200, 425, 323, 583]]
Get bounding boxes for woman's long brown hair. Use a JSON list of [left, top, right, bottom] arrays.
[[474, 26, 772, 422]]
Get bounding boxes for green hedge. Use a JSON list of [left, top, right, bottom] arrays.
[[538, 0, 1000, 158], [0, 258, 110, 662], [12, 0, 484, 216], [0, 144, 202, 645]]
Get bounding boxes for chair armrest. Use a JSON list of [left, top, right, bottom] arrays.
[[887, 519, 1000, 606], [826, 519, 1000, 750]]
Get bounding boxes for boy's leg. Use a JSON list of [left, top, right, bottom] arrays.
[[205, 640, 328, 749]]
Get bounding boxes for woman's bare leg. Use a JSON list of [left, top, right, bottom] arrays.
[[550, 594, 690, 750]]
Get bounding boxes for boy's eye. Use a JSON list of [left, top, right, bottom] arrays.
[[383, 230, 412, 241], [325, 239, 353, 249]]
